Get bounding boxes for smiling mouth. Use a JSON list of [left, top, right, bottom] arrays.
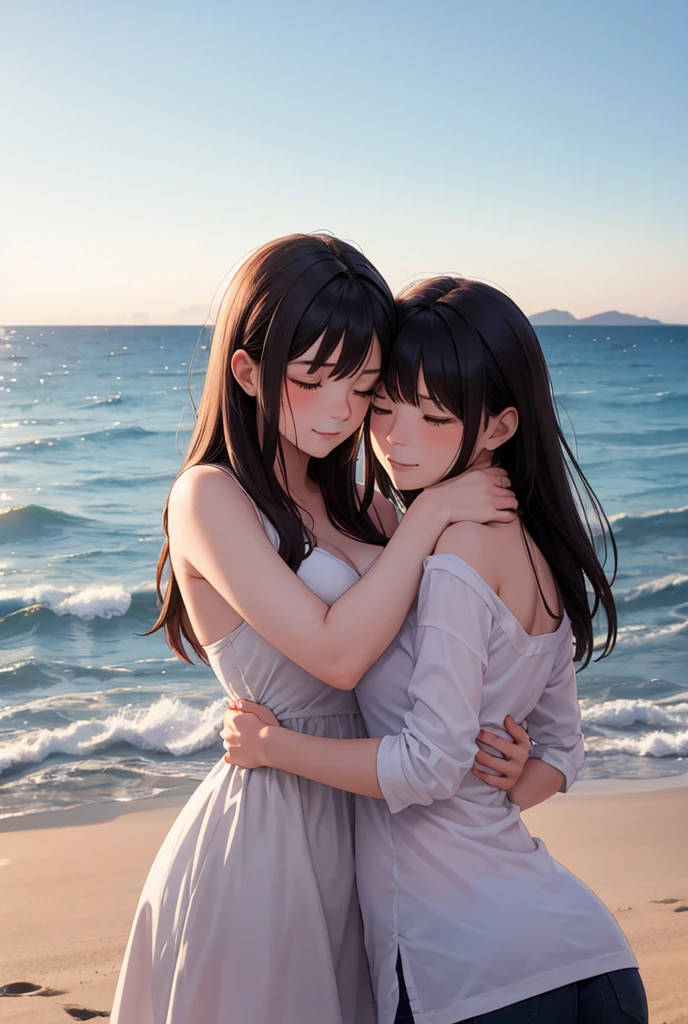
[[313, 430, 340, 439], [387, 457, 418, 469]]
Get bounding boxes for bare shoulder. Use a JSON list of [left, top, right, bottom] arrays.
[[168, 464, 255, 521], [167, 464, 267, 577], [357, 484, 399, 537], [434, 521, 504, 588]]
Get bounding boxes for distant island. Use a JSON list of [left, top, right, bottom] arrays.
[[529, 309, 662, 326]]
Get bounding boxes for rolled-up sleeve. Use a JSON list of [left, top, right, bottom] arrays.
[[526, 634, 585, 792], [376, 568, 492, 814]]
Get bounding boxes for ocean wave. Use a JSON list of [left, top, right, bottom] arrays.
[[0, 581, 156, 622], [48, 547, 135, 564], [2, 425, 160, 454], [0, 659, 117, 696], [615, 618, 688, 646], [556, 390, 687, 413], [610, 505, 688, 542], [0, 658, 147, 697], [0, 682, 173, 720], [585, 731, 688, 758], [0, 760, 198, 819], [0, 696, 226, 773], [621, 573, 688, 610], [580, 698, 688, 729], [0, 503, 92, 543], [617, 391, 688, 410], [581, 426, 688, 448], [79, 471, 175, 488]]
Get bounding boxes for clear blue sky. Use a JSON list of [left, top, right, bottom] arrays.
[[3, 0, 687, 324]]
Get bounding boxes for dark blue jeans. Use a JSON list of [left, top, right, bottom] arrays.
[[395, 956, 648, 1023]]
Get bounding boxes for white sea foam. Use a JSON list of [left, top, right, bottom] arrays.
[[592, 616, 688, 649], [622, 573, 688, 600], [609, 504, 688, 525], [0, 581, 155, 619], [131, 580, 156, 593], [580, 698, 688, 729], [585, 730, 688, 758], [0, 696, 226, 772], [615, 618, 688, 644], [579, 697, 688, 758]]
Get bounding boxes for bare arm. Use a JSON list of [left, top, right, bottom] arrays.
[[257, 726, 384, 799], [234, 720, 553, 805], [220, 561, 531, 802], [507, 758, 566, 811], [221, 521, 568, 815], [220, 700, 530, 799], [224, 594, 562, 809], [168, 465, 516, 689], [238, 694, 565, 809]]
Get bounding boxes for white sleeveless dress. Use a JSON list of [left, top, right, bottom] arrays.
[[110, 491, 376, 1024]]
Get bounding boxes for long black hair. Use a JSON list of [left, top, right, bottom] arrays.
[[374, 276, 617, 667], [149, 233, 396, 662]]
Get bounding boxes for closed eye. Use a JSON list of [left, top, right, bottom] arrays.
[[423, 415, 454, 426], [289, 380, 378, 397], [371, 403, 392, 415]]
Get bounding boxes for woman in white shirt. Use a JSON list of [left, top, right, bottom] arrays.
[[222, 277, 648, 1023]]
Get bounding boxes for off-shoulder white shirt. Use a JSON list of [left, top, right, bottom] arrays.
[[354, 554, 636, 1024]]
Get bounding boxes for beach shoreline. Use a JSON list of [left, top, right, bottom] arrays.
[[2, 764, 688, 835], [0, 776, 686, 1022]]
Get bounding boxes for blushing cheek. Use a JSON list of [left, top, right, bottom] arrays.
[[280, 382, 317, 440], [415, 422, 462, 482], [433, 423, 463, 477]]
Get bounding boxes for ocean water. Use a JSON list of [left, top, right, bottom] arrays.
[[1, 324, 687, 819]]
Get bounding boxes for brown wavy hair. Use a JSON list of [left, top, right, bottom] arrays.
[[146, 233, 396, 663]]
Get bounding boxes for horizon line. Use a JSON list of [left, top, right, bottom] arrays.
[[5, 321, 688, 329]]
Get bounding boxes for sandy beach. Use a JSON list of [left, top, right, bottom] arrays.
[[0, 778, 686, 1023]]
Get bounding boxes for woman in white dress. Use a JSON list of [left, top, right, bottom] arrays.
[[110, 239, 527, 1024], [222, 278, 648, 1023]]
